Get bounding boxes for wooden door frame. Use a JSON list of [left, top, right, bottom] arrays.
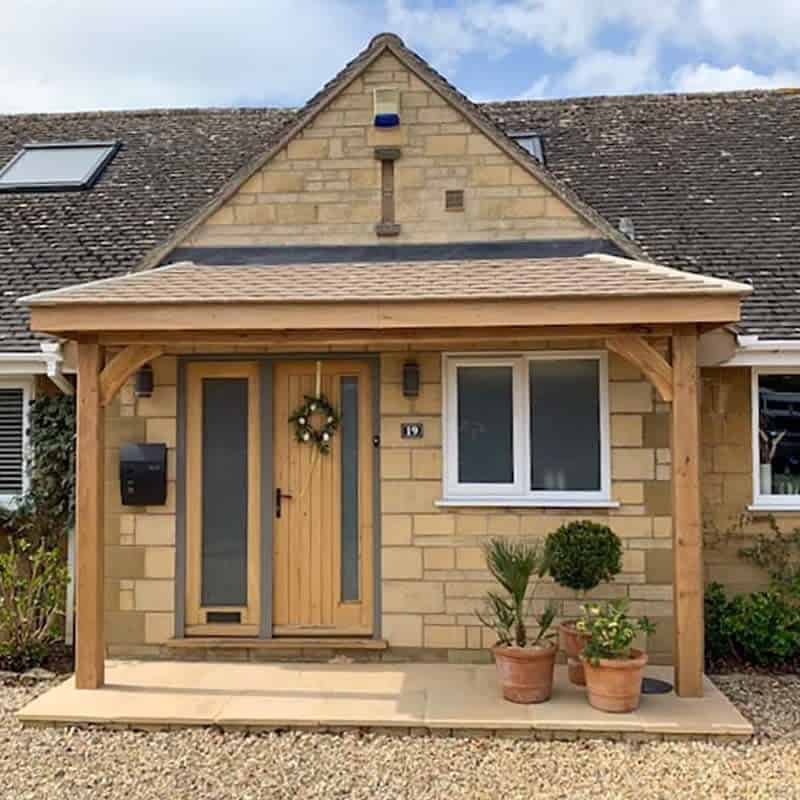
[[174, 353, 382, 641]]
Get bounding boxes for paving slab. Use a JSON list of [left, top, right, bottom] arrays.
[[17, 660, 753, 739]]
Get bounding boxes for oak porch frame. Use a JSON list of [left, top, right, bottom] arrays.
[[31, 286, 733, 696]]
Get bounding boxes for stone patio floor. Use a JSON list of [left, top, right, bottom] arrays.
[[17, 659, 752, 740]]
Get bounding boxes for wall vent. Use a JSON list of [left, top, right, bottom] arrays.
[[445, 189, 464, 211]]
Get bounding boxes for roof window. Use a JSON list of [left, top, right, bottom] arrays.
[[0, 141, 119, 192], [509, 132, 545, 165]]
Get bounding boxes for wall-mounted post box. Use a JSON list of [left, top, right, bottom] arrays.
[[119, 443, 167, 506]]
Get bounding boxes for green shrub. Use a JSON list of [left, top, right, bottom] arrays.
[[0, 537, 69, 671], [738, 518, 800, 600], [543, 521, 622, 593], [704, 582, 800, 668], [704, 582, 733, 664]]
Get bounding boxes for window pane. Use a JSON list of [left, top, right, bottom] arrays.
[[758, 374, 800, 496], [201, 377, 248, 606], [340, 376, 360, 602], [457, 366, 514, 484], [0, 145, 113, 187], [530, 359, 600, 491]]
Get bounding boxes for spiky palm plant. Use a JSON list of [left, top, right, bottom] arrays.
[[477, 538, 556, 648]]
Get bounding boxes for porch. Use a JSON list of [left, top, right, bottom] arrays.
[[21, 253, 753, 701], [17, 660, 752, 740]]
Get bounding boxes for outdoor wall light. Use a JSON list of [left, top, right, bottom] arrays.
[[134, 363, 154, 399], [402, 361, 420, 397]]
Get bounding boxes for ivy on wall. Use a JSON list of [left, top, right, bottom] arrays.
[[0, 393, 76, 546]]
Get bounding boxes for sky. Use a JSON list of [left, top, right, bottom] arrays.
[[2, 0, 800, 114]]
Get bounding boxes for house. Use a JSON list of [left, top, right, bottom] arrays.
[[3, 33, 797, 699]]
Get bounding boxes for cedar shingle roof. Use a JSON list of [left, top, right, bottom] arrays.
[[24, 256, 750, 306], [2, 36, 799, 347]]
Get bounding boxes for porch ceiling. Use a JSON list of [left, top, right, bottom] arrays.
[[22, 253, 751, 335]]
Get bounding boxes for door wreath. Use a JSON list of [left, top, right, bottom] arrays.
[[289, 394, 340, 455]]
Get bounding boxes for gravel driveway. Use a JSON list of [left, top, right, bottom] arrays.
[[1, 676, 799, 800]]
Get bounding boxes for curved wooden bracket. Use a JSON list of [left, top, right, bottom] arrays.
[[606, 335, 673, 402], [100, 344, 164, 406]]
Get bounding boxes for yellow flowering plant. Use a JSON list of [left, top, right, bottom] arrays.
[[576, 598, 655, 665]]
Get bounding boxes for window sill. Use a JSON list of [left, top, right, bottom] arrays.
[[748, 503, 800, 513], [436, 497, 620, 509]]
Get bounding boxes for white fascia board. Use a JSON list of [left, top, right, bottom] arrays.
[[721, 336, 800, 367]]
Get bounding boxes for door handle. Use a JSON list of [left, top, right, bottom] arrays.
[[275, 487, 293, 518]]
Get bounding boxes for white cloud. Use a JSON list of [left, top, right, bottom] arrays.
[[0, 0, 380, 113], [671, 63, 800, 93], [559, 42, 659, 96]]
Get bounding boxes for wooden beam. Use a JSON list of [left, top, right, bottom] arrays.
[[92, 324, 676, 349], [75, 342, 105, 689], [606, 335, 674, 402], [29, 294, 743, 335], [671, 328, 704, 698], [99, 344, 164, 406]]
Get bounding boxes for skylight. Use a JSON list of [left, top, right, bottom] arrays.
[[510, 132, 545, 165], [0, 141, 119, 192]]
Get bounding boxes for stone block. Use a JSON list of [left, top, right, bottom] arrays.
[[643, 413, 670, 448], [382, 450, 412, 479], [470, 165, 510, 186], [277, 204, 317, 224], [645, 549, 673, 583], [145, 418, 176, 448], [134, 579, 175, 612], [612, 448, 655, 480], [614, 482, 645, 505], [287, 138, 329, 160], [234, 205, 277, 225], [424, 135, 467, 156], [262, 172, 306, 193], [105, 611, 146, 645], [144, 612, 175, 644], [136, 386, 177, 418], [105, 546, 145, 580], [611, 414, 643, 447], [412, 449, 441, 480], [152, 357, 177, 386], [144, 547, 175, 579], [424, 625, 466, 648], [455, 547, 485, 571], [610, 381, 653, 413], [644, 480, 672, 516], [135, 514, 176, 546], [382, 547, 423, 580], [382, 614, 423, 647], [418, 106, 462, 124], [467, 135, 500, 156], [382, 514, 413, 545], [487, 514, 521, 535], [381, 481, 441, 514], [414, 514, 455, 536], [382, 581, 445, 613], [423, 548, 455, 570]]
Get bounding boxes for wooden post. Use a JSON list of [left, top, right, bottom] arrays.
[[75, 342, 105, 689], [671, 327, 704, 697]]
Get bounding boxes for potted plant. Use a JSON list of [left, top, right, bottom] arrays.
[[543, 521, 622, 685], [577, 599, 655, 713], [476, 538, 557, 703], [759, 428, 785, 494]]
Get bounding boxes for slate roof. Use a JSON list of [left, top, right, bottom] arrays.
[[2, 62, 800, 348], [24, 255, 750, 306]]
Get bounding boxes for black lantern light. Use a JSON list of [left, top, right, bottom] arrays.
[[134, 363, 154, 398], [402, 361, 420, 397]]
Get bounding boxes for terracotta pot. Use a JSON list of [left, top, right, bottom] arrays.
[[492, 642, 557, 704], [559, 621, 590, 686], [580, 648, 648, 713]]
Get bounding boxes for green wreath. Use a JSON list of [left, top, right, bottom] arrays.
[[289, 394, 340, 454]]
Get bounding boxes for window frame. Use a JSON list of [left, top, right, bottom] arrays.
[[0, 378, 33, 507], [441, 351, 612, 507], [750, 366, 800, 510], [0, 141, 120, 193]]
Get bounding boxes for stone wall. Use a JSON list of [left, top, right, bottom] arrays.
[[378, 347, 675, 665], [102, 347, 676, 664], [186, 51, 599, 247], [700, 366, 798, 595], [104, 356, 177, 657]]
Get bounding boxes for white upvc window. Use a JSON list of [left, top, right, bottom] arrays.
[[0, 378, 32, 507], [440, 351, 612, 507], [751, 367, 800, 510]]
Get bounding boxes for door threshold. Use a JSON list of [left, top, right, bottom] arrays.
[[166, 637, 388, 651]]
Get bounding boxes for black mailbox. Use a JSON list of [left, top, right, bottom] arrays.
[[120, 443, 167, 506]]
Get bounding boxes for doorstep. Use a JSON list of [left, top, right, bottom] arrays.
[[17, 661, 753, 741], [165, 638, 389, 650]]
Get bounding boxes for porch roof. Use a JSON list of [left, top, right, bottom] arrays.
[[22, 253, 751, 334]]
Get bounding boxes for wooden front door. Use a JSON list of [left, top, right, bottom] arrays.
[[185, 362, 261, 636], [272, 360, 374, 636]]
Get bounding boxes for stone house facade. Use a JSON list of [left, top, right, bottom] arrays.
[[3, 33, 799, 695]]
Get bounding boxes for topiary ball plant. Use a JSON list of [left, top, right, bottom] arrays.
[[543, 520, 622, 594]]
